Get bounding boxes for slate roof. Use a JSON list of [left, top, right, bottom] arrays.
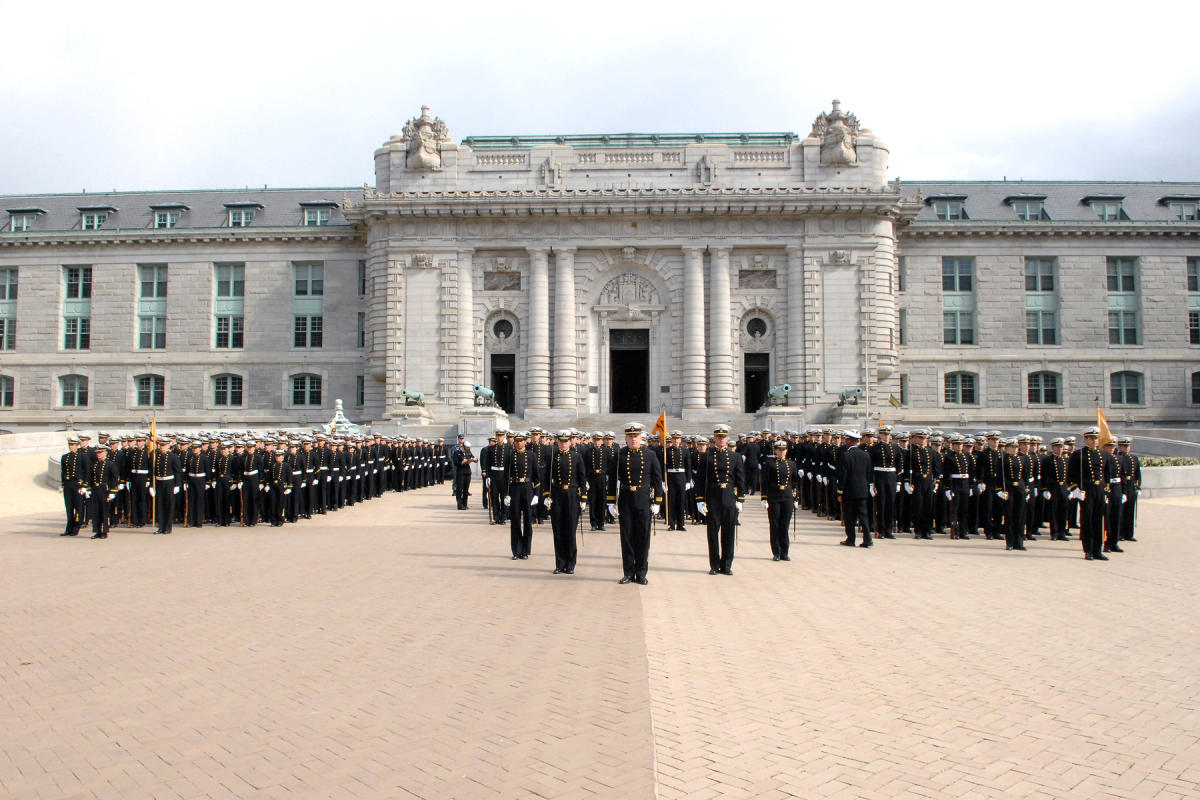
[[906, 181, 1200, 223], [1, 187, 356, 233]]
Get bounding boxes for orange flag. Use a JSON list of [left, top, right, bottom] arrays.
[[651, 412, 668, 442], [1096, 407, 1115, 449]]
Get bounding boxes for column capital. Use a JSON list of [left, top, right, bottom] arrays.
[[785, 245, 804, 255], [456, 247, 475, 258], [527, 246, 550, 256], [710, 245, 732, 257], [553, 246, 577, 255], [681, 245, 706, 255]]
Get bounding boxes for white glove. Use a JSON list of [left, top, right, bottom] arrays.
[[977, 482, 986, 493], [149, 487, 155, 497], [904, 482, 914, 494], [870, 484, 877, 497], [544, 498, 553, 509], [108, 492, 118, 500], [998, 490, 1009, 500], [579, 501, 586, 511], [263, 486, 270, 493], [504, 496, 511, 507], [696, 501, 707, 515], [685, 481, 693, 491], [485, 478, 491, 488], [735, 502, 743, 512], [1042, 490, 1050, 500], [650, 504, 660, 515], [284, 488, 292, 495], [530, 495, 538, 507], [607, 503, 618, 517], [944, 490, 952, 500], [78, 488, 87, 496], [173, 486, 180, 494], [896, 483, 902, 493], [761, 499, 769, 509]]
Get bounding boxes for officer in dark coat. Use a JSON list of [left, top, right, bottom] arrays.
[[59, 437, 86, 536], [760, 439, 797, 561], [547, 430, 587, 574], [1040, 438, 1070, 540], [836, 431, 874, 547], [1067, 428, 1112, 560], [85, 445, 121, 539], [663, 431, 690, 531], [504, 432, 540, 559], [697, 424, 745, 575], [613, 422, 663, 585], [453, 440, 477, 510], [1117, 437, 1142, 542]]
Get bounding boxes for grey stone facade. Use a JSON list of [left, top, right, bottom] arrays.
[[1, 103, 1197, 433]]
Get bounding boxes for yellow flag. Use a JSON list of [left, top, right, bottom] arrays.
[[149, 415, 157, 451], [888, 394, 902, 409], [651, 412, 668, 442], [1096, 407, 1115, 449]]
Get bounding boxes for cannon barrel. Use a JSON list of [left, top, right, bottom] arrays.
[[766, 383, 791, 398], [472, 384, 496, 399]]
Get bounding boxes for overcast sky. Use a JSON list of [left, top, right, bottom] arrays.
[[4, 0, 1199, 195]]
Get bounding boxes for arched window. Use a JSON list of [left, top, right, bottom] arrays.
[[944, 371, 978, 405], [1027, 371, 1061, 405], [213, 374, 243, 407], [291, 373, 322, 406], [0, 374, 13, 407], [134, 374, 165, 407], [60, 374, 88, 407], [1110, 371, 1143, 405]]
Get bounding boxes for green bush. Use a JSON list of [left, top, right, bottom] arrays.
[[1140, 456, 1200, 467]]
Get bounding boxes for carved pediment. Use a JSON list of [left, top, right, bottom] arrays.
[[598, 272, 660, 306]]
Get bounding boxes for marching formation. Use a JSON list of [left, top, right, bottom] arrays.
[[58, 430, 451, 538], [448, 421, 1144, 582]]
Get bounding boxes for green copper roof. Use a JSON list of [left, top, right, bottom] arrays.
[[462, 132, 798, 150]]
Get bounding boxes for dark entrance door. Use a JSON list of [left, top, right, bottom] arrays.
[[491, 353, 515, 413], [744, 353, 769, 412], [610, 329, 649, 414]]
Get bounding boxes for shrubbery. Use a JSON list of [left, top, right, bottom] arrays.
[[1141, 457, 1200, 467]]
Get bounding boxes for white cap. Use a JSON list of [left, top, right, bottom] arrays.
[[461, 440, 471, 447]]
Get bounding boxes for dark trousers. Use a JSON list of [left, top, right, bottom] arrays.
[[617, 492, 651, 579], [130, 478, 149, 526], [508, 482, 534, 557], [489, 473, 508, 522], [243, 483, 260, 525], [842, 496, 872, 544], [269, 486, 286, 525], [63, 483, 84, 534], [1079, 491, 1105, 557], [1119, 486, 1138, 539], [946, 487, 969, 537], [550, 492, 579, 571], [455, 470, 471, 509], [1046, 487, 1067, 537], [1005, 491, 1026, 549], [185, 479, 206, 527], [588, 475, 608, 529], [156, 487, 176, 533], [766, 497, 792, 558], [874, 474, 898, 533], [1105, 495, 1122, 548], [910, 479, 934, 534], [90, 492, 111, 536], [705, 498, 737, 572], [666, 474, 687, 528]]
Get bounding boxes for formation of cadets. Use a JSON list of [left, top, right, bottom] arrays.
[[58, 430, 452, 539], [448, 421, 1145, 582]]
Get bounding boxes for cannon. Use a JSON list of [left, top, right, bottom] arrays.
[[765, 383, 791, 406], [837, 386, 864, 407], [473, 384, 497, 407], [401, 389, 425, 407]]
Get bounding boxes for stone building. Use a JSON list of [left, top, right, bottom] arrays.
[[0, 102, 1197, 433]]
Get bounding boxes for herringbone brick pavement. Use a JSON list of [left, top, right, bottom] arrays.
[[1, 487, 1197, 799]]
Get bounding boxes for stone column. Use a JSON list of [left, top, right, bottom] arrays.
[[552, 247, 577, 410], [526, 247, 551, 410], [682, 246, 707, 411], [785, 245, 805, 404], [454, 249, 476, 410], [708, 247, 735, 409]]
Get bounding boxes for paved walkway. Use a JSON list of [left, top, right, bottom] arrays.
[[2, 487, 1198, 799]]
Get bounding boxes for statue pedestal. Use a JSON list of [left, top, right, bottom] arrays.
[[754, 406, 808, 434], [459, 408, 509, 481]]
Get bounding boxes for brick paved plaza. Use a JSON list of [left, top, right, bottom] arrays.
[[2, 488, 1198, 800]]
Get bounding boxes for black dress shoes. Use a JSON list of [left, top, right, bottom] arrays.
[[565, 569, 574, 575], [719, 568, 732, 575], [708, 569, 718, 575], [1085, 553, 1094, 560], [512, 555, 520, 560], [60, 531, 76, 537], [636, 577, 648, 585], [1095, 553, 1109, 560], [618, 576, 633, 584], [882, 533, 896, 539], [772, 555, 780, 561], [859, 541, 873, 548], [780, 555, 790, 561], [1107, 544, 1124, 553], [90, 533, 106, 539], [840, 540, 855, 547], [553, 568, 563, 574]]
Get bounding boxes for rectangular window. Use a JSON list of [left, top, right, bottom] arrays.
[[213, 375, 243, 407], [1106, 257, 1137, 292], [136, 375, 165, 407], [9, 214, 36, 232], [1012, 200, 1049, 220], [1188, 258, 1199, 292], [1108, 310, 1140, 345], [898, 374, 908, 406], [356, 375, 365, 406], [943, 310, 975, 345], [1090, 201, 1128, 221], [139, 264, 168, 298], [294, 263, 324, 296], [944, 373, 977, 405], [357, 312, 366, 348], [898, 308, 907, 346], [1193, 372, 1200, 405], [0, 375, 12, 407], [61, 376, 88, 407], [63, 317, 90, 350], [65, 266, 92, 299], [1024, 257, 1055, 292], [81, 212, 108, 230], [214, 315, 244, 349], [303, 207, 331, 226], [228, 208, 255, 227], [1026, 310, 1058, 345], [138, 316, 166, 349], [1190, 310, 1200, 345], [1028, 373, 1060, 405], [942, 257, 973, 292], [358, 260, 367, 296], [0, 267, 15, 299], [933, 200, 967, 220], [0, 318, 14, 350], [294, 315, 323, 348], [215, 263, 245, 297], [1170, 202, 1199, 221], [154, 210, 180, 229], [897, 256, 906, 292], [292, 375, 322, 406], [1111, 373, 1142, 405]]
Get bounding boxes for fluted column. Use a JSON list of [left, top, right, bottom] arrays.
[[708, 247, 735, 408], [682, 246, 707, 410], [552, 247, 577, 410], [526, 247, 551, 410], [785, 245, 805, 405], [454, 249, 476, 409]]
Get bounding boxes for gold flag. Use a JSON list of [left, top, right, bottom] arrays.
[[1096, 408, 1115, 448], [651, 412, 668, 442], [888, 394, 902, 409]]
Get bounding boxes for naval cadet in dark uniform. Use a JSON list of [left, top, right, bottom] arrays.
[[504, 432, 540, 560], [836, 431, 875, 548], [760, 439, 798, 561], [547, 430, 587, 574], [60, 437, 85, 537], [697, 424, 745, 575], [614, 422, 663, 585]]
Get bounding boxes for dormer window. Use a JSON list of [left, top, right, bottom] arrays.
[[1082, 194, 1128, 221], [926, 195, 969, 220], [1005, 195, 1050, 221], [300, 200, 337, 227], [78, 205, 116, 230], [1169, 201, 1198, 221], [224, 202, 263, 228], [149, 203, 189, 229], [6, 207, 45, 232]]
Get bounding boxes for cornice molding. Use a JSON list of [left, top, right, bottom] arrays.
[[902, 221, 1200, 239], [0, 226, 360, 249]]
